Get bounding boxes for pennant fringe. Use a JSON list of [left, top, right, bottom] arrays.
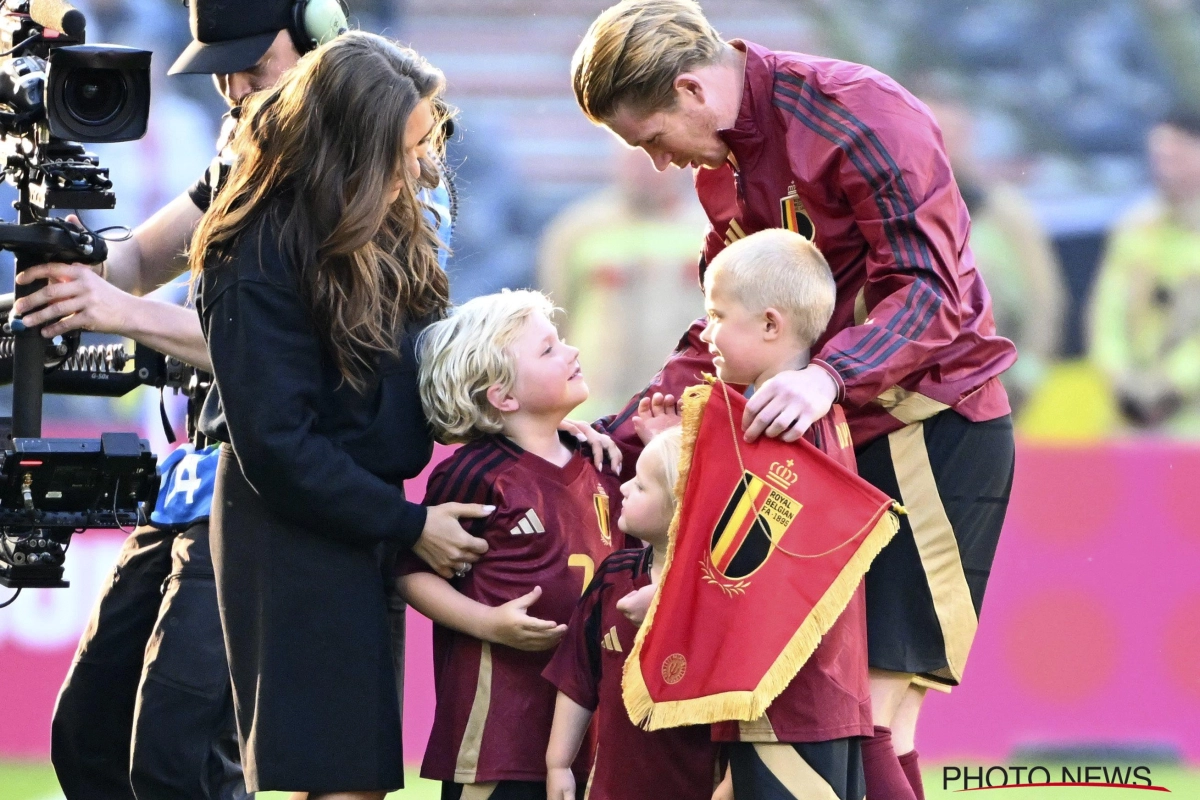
[[622, 381, 902, 731]]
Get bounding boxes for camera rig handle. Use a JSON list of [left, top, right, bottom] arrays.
[[0, 219, 106, 265], [3, 217, 107, 438]]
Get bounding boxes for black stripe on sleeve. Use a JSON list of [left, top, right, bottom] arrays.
[[428, 441, 516, 507], [775, 74, 937, 284], [771, 76, 946, 380]]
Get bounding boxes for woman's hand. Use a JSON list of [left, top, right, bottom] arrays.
[[546, 767, 577, 800], [482, 586, 567, 651], [632, 392, 681, 444], [559, 418, 623, 474], [615, 584, 656, 627], [413, 502, 493, 579]]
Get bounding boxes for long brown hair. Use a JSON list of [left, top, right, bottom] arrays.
[[190, 32, 451, 390]]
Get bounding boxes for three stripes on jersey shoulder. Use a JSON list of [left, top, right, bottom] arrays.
[[510, 509, 545, 536], [601, 626, 623, 652]]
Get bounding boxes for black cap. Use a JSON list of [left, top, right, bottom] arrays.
[[169, 0, 293, 76]]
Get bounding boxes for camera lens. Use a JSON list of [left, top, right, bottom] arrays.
[[62, 69, 127, 126]]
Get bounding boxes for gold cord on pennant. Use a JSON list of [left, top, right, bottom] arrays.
[[718, 380, 870, 560]]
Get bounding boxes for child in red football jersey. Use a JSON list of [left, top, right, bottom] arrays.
[[398, 290, 625, 800], [543, 428, 729, 800], [700, 229, 872, 800]]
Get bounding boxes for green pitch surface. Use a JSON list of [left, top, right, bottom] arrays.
[[3, 761, 1198, 799]]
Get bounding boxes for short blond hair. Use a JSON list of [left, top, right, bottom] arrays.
[[705, 229, 836, 349], [417, 290, 557, 444], [641, 426, 684, 507], [572, 0, 725, 123]]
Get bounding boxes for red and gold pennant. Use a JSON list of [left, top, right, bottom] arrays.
[[623, 381, 901, 729]]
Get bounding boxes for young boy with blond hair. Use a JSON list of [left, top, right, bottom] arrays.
[[701, 229, 872, 800], [398, 290, 625, 800]]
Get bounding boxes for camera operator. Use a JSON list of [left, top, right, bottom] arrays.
[[14, 3, 462, 799]]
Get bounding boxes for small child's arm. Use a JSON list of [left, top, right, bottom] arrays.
[[397, 572, 566, 651], [546, 691, 595, 800]]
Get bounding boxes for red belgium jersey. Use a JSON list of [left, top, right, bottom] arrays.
[[543, 548, 720, 799], [406, 434, 625, 783]]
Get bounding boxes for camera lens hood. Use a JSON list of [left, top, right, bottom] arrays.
[[45, 45, 150, 143]]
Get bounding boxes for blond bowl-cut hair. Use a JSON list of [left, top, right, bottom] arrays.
[[641, 426, 684, 509], [572, 0, 725, 123], [418, 289, 558, 444], [705, 229, 837, 350]]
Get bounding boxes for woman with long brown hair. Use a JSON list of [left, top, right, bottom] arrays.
[[190, 33, 490, 798]]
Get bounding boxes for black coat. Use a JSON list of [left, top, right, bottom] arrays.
[[198, 215, 435, 792]]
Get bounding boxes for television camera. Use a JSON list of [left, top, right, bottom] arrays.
[[0, 0, 178, 594]]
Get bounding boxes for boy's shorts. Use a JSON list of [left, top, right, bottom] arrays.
[[440, 781, 587, 800], [726, 738, 865, 800], [856, 411, 1015, 688]]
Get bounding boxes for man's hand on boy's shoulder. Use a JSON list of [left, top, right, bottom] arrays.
[[559, 418, 623, 474], [632, 392, 681, 445], [743, 364, 839, 443]]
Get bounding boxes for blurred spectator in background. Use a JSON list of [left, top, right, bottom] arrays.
[[1088, 110, 1200, 436], [537, 148, 707, 417], [918, 76, 1067, 414]]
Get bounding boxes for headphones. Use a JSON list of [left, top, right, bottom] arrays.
[[288, 0, 349, 55]]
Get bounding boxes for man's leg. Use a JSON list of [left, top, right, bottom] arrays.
[[856, 412, 1014, 800], [51, 525, 176, 800], [892, 684, 928, 800], [130, 521, 249, 800]]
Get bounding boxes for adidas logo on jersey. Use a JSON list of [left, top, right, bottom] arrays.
[[601, 626, 623, 652], [510, 509, 545, 536]]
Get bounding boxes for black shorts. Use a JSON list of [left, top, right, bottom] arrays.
[[726, 738, 864, 800], [856, 411, 1015, 687]]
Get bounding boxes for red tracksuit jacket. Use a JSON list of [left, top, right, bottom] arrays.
[[602, 41, 1016, 467]]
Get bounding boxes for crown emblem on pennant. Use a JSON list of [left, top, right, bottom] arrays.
[[766, 460, 798, 491]]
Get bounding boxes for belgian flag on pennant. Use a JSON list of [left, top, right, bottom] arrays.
[[623, 381, 902, 729]]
